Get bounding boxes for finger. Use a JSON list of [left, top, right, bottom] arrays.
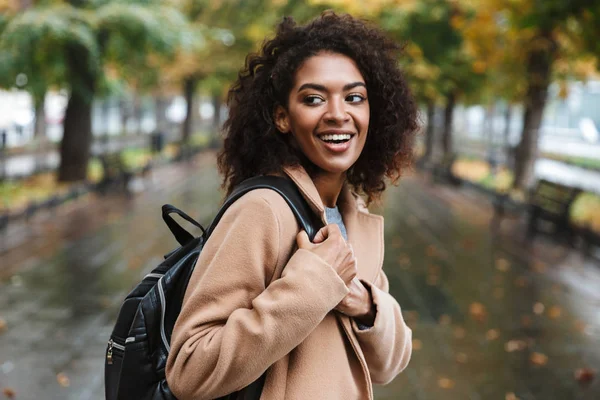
[[312, 226, 330, 244], [328, 223, 342, 237], [296, 230, 311, 249]]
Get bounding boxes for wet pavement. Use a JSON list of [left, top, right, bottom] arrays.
[[1, 153, 599, 399]]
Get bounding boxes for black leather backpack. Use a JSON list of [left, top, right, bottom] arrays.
[[104, 176, 322, 400]]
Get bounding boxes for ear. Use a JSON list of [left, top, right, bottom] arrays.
[[273, 105, 290, 134]]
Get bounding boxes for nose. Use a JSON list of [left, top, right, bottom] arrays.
[[324, 97, 349, 125]]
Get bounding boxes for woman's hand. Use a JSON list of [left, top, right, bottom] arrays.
[[296, 224, 357, 285], [296, 225, 375, 324], [335, 277, 375, 325]]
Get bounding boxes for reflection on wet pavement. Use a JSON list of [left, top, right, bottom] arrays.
[[0, 153, 598, 399]]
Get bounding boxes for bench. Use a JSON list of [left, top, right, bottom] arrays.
[[431, 154, 461, 186], [526, 179, 581, 245], [97, 153, 133, 195]]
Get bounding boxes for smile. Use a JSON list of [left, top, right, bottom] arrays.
[[316, 133, 354, 144], [316, 132, 355, 153]]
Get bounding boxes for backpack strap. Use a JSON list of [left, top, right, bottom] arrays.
[[205, 175, 323, 242]]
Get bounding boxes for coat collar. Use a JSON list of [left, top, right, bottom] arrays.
[[282, 165, 384, 282]]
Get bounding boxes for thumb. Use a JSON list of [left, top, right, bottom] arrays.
[[296, 230, 311, 249], [312, 226, 329, 244]]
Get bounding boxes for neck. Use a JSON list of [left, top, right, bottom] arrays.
[[312, 172, 346, 208]]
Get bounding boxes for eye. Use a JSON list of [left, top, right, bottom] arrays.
[[303, 95, 324, 105], [346, 94, 366, 103]]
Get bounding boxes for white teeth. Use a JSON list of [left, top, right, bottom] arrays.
[[319, 134, 352, 141]]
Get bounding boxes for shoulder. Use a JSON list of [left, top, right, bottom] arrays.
[[222, 189, 299, 238]]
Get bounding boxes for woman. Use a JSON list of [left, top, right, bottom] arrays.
[[166, 11, 418, 400]]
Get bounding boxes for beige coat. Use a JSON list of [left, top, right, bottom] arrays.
[[166, 165, 412, 400]]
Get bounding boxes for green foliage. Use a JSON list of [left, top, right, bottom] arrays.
[[0, 4, 100, 97], [0, 0, 190, 98]]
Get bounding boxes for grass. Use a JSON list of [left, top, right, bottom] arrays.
[[1, 132, 215, 213], [542, 153, 600, 170], [450, 157, 600, 234]]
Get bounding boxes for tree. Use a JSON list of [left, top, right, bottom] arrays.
[[503, 0, 600, 191], [0, 0, 188, 182], [381, 0, 484, 164], [161, 0, 282, 146]]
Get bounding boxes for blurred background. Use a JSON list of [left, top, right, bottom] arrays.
[[0, 0, 599, 399]]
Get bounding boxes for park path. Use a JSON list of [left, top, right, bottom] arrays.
[[1, 153, 599, 399]]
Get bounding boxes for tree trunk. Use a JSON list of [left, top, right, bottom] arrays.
[[58, 92, 93, 181], [58, 43, 95, 183], [182, 77, 197, 144], [120, 97, 129, 135], [423, 100, 435, 162], [155, 96, 168, 133], [212, 93, 222, 132], [503, 104, 512, 145], [513, 31, 556, 191], [134, 95, 143, 135], [33, 95, 46, 139], [504, 104, 513, 169], [441, 91, 456, 161]]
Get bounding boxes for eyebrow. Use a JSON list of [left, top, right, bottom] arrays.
[[297, 82, 366, 93]]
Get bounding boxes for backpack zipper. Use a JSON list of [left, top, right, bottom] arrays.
[[157, 276, 170, 352], [106, 274, 164, 365], [106, 339, 125, 365]]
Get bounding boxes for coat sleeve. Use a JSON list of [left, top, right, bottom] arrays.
[[166, 193, 350, 400], [351, 269, 413, 385]]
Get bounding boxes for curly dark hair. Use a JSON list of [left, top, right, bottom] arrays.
[[217, 11, 419, 204]]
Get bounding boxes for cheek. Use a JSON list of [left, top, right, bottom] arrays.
[[290, 108, 321, 132]]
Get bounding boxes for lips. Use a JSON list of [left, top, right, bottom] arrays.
[[316, 131, 355, 153]]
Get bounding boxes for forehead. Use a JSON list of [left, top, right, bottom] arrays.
[[293, 52, 365, 88]]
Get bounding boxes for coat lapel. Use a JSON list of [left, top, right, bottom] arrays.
[[282, 166, 384, 283]]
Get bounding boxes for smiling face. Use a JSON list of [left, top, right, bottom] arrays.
[[274, 52, 370, 178]]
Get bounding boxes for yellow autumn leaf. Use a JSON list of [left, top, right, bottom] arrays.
[[438, 377, 455, 389]]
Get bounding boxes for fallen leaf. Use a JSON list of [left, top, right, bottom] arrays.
[[533, 302, 545, 315], [514, 276, 529, 288], [505, 393, 519, 400], [574, 368, 595, 384], [437, 377, 455, 389], [0, 318, 6, 334], [486, 329, 500, 341], [412, 339, 422, 350], [455, 353, 468, 363], [398, 254, 411, 269], [453, 327, 466, 339], [461, 239, 475, 250], [2, 388, 16, 399], [551, 284, 562, 294], [438, 314, 452, 326], [426, 274, 440, 286], [530, 352, 548, 366], [521, 315, 532, 327], [428, 263, 441, 272], [98, 296, 112, 309], [495, 258, 510, 272], [505, 340, 528, 352], [426, 245, 438, 258], [548, 306, 562, 319], [493, 288, 505, 299], [57, 372, 70, 387], [405, 311, 419, 325], [574, 320, 588, 334], [469, 302, 487, 322], [532, 261, 547, 273]]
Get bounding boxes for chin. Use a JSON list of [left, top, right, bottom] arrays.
[[315, 161, 355, 175]]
